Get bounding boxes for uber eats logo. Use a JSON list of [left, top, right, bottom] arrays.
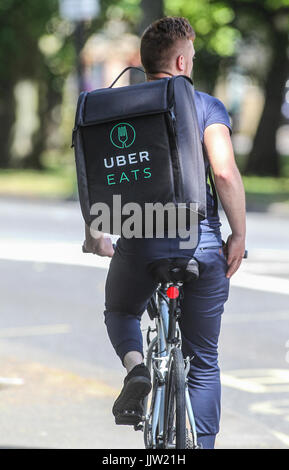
[[110, 123, 136, 149], [104, 122, 152, 185]]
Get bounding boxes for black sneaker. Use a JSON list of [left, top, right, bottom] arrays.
[[112, 363, 152, 425]]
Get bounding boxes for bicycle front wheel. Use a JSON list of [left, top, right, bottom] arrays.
[[163, 347, 186, 449]]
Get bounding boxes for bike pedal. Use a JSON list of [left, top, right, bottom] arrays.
[[134, 423, 144, 431]]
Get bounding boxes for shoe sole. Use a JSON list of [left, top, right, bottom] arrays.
[[113, 376, 152, 426]]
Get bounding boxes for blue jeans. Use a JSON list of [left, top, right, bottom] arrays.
[[104, 231, 230, 448]]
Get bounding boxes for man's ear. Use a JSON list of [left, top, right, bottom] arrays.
[[176, 54, 185, 72]]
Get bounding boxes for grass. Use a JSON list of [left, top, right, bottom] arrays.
[[0, 166, 77, 199], [235, 155, 289, 208], [0, 159, 289, 209], [242, 175, 289, 209]]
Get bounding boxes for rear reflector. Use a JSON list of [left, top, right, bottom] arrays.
[[166, 286, 179, 299]]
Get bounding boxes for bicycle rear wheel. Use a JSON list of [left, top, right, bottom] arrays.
[[163, 347, 186, 449], [144, 336, 157, 448]]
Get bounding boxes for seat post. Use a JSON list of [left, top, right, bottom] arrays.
[[167, 293, 180, 343]]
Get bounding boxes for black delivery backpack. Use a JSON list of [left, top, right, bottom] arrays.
[[72, 68, 213, 236]]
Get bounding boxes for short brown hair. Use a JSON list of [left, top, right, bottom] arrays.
[[140, 17, 195, 74]]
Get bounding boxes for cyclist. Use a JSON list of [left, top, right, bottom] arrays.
[[84, 17, 246, 449]]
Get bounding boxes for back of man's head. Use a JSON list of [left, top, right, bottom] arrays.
[[140, 17, 195, 78]]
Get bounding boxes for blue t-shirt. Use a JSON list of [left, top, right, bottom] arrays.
[[194, 90, 232, 235]]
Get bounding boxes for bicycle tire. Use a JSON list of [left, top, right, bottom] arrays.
[[144, 336, 158, 449], [163, 347, 186, 449]]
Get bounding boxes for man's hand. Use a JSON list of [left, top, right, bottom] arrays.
[[83, 225, 115, 257], [223, 234, 245, 279]]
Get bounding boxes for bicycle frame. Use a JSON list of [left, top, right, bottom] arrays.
[[143, 283, 198, 449]]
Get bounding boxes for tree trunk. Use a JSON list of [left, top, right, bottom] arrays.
[[129, 0, 164, 84], [194, 52, 224, 96], [244, 30, 289, 176], [22, 80, 46, 169], [138, 0, 164, 35], [23, 73, 62, 169], [74, 21, 86, 94], [0, 82, 16, 168]]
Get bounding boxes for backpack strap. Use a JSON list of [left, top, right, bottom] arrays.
[[197, 91, 219, 218], [108, 66, 145, 88]]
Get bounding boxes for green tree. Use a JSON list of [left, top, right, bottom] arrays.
[[229, 0, 289, 176], [165, 0, 289, 176], [165, 1, 240, 93], [0, 0, 121, 169], [118, 0, 239, 91], [0, 0, 60, 168]]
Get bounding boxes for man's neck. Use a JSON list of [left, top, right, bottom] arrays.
[[146, 71, 175, 81]]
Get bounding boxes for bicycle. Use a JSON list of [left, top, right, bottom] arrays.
[[83, 240, 247, 449], [131, 256, 201, 450], [134, 250, 248, 450]]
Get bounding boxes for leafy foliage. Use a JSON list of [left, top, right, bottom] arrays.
[[0, 0, 59, 83], [0, 0, 288, 172], [165, 0, 240, 57]]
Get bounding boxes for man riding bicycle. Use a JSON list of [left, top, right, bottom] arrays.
[[84, 16, 246, 449]]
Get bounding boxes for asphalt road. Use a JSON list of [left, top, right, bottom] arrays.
[[0, 197, 289, 449]]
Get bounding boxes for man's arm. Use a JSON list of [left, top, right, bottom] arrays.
[[204, 123, 246, 279]]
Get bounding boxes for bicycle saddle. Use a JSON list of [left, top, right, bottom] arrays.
[[148, 257, 199, 283]]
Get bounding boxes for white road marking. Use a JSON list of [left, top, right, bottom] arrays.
[[244, 249, 289, 262], [221, 369, 289, 394], [230, 272, 289, 295], [251, 400, 283, 416], [245, 262, 289, 274], [250, 399, 289, 421], [0, 240, 111, 269], [221, 373, 266, 393], [271, 431, 289, 448], [0, 324, 71, 338], [223, 310, 289, 324], [0, 377, 24, 386], [1, 240, 289, 294]]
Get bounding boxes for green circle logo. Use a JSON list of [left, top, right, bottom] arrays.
[[110, 122, 136, 149]]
